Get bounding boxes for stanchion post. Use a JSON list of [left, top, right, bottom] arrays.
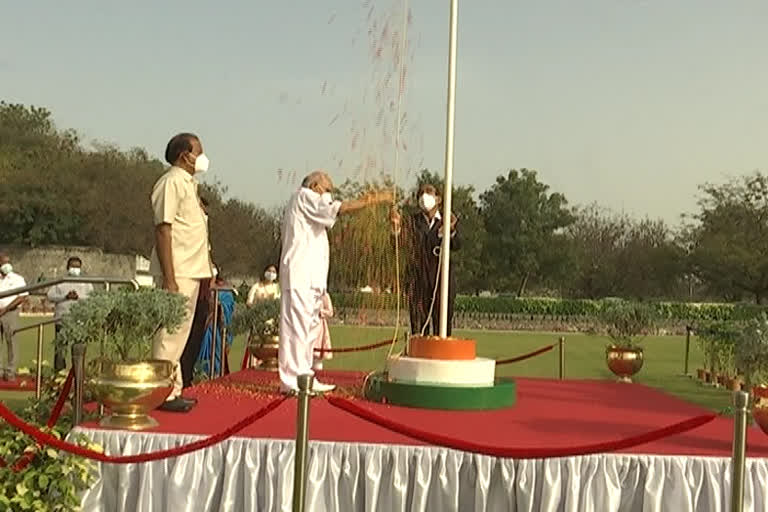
[[209, 289, 219, 379], [293, 374, 314, 512], [731, 390, 749, 512], [683, 326, 692, 377], [98, 282, 110, 417], [71, 343, 86, 425], [558, 336, 565, 380], [220, 327, 228, 378], [35, 324, 44, 400]]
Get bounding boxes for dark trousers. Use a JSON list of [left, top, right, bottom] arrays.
[[409, 290, 454, 336], [54, 324, 66, 372], [180, 291, 209, 388]]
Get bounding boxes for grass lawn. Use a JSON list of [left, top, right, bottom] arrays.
[[0, 318, 733, 414]]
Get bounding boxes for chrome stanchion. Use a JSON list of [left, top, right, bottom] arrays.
[[71, 343, 86, 425], [98, 283, 110, 417], [292, 374, 314, 512], [35, 324, 44, 400], [731, 390, 749, 512], [209, 289, 219, 379], [220, 326, 228, 378], [558, 336, 565, 380]]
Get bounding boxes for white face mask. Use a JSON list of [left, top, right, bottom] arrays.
[[419, 193, 436, 212], [264, 271, 277, 282], [0, 263, 11, 276], [194, 153, 210, 173], [321, 192, 333, 204], [68, 267, 81, 277], [212, 266, 218, 277]]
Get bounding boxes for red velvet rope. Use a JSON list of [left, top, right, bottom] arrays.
[[326, 396, 717, 459], [0, 396, 287, 464], [315, 339, 394, 355], [495, 344, 555, 365], [48, 369, 74, 429]]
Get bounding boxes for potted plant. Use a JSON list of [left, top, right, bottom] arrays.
[[696, 322, 739, 388], [734, 315, 768, 435], [599, 300, 656, 383], [231, 299, 280, 370], [55, 287, 187, 430]]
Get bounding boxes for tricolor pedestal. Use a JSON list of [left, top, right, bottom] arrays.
[[364, 336, 516, 410]]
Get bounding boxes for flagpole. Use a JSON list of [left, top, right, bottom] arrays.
[[438, 0, 459, 338]]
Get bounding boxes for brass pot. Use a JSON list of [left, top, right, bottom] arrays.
[[247, 334, 279, 371], [605, 346, 644, 383], [753, 386, 768, 436], [89, 359, 174, 430]]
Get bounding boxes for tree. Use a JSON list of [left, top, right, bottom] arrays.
[[0, 100, 282, 277], [327, 177, 402, 292], [688, 173, 768, 304], [479, 169, 574, 296], [563, 205, 684, 299]]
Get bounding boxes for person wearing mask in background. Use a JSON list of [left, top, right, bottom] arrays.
[[149, 132, 213, 412], [390, 183, 460, 336], [0, 253, 28, 381], [47, 257, 94, 371], [278, 170, 391, 393], [197, 269, 236, 376], [247, 264, 280, 305], [245, 264, 280, 367]]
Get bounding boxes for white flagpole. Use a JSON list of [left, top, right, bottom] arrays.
[[438, 0, 459, 338]]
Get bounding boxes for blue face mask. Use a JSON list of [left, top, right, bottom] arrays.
[[0, 263, 12, 276]]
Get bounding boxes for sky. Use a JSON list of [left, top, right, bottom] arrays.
[[2, 0, 767, 224]]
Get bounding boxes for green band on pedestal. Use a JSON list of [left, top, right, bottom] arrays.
[[364, 372, 516, 410]]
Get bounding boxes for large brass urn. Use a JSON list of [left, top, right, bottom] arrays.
[[605, 346, 644, 383], [248, 334, 279, 371], [90, 359, 174, 430]]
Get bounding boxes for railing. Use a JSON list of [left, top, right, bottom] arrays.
[[0, 276, 139, 300], [14, 318, 58, 400], [4, 277, 140, 402]]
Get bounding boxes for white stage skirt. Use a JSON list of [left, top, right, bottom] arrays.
[[74, 428, 768, 512]]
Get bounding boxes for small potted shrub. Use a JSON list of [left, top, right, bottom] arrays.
[[735, 315, 768, 435], [231, 299, 280, 370], [696, 322, 739, 388], [600, 300, 656, 383], [55, 287, 187, 430]]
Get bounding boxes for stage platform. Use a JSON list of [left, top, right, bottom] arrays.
[[74, 369, 768, 511]]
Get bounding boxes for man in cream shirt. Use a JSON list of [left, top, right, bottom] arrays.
[[150, 132, 213, 412], [0, 253, 28, 381], [278, 171, 390, 393]]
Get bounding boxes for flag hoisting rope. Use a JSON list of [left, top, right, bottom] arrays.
[[438, 0, 459, 338]]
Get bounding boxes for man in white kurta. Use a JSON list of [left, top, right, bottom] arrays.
[[279, 171, 389, 393]]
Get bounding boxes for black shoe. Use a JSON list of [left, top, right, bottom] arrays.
[[180, 396, 198, 406], [158, 397, 193, 413]]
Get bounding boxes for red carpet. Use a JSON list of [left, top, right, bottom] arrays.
[[0, 376, 35, 391], [82, 369, 768, 458]]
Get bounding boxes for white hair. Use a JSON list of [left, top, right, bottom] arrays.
[[302, 170, 331, 189]]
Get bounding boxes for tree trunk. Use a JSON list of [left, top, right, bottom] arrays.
[[517, 272, 530, 297]]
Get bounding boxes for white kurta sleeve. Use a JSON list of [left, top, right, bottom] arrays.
[[297, 189, 341, 229]]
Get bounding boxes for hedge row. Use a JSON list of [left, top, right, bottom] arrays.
[[330, 293, 768, 323]]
